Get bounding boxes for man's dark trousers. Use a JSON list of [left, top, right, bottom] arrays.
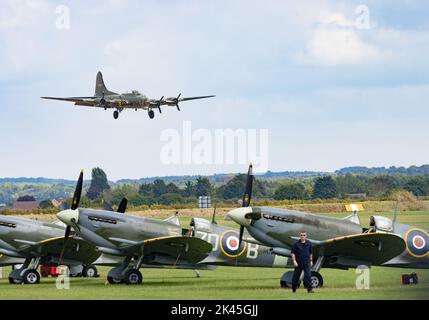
[[292, 262, 312, 292]]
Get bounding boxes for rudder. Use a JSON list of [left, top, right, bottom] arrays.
[[94, 71, 117, 97]]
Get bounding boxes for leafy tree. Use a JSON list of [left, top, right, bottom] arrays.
[[152, 179, 167, 197], [166, 182, 180, 194], [39, 199, 54, 209], [87, 168, 110, 200], [368, 175, 397, 196], [404, 176, 429, 196], [195, 177, 212, 196], [335, 174, 368, 196], [312, 176, 338, 199], [274, 182, 306, 200], [222, 174, 247, 199], [138, 183, 153, 197], [183, 181, 195, 197]]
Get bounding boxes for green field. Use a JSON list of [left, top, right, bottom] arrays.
[[1, 266, 428, 300], [0, 209, 428, 300]]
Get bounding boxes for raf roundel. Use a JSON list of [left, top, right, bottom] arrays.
[[405, 228, 429, 258], [220, 230, 247, 258]]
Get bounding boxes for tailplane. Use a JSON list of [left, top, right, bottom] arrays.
[[94, 71, 117, 97]]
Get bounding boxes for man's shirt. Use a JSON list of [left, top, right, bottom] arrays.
[[291, 240, 312, 264]]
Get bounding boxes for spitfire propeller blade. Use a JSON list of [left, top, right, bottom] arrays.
[[71, 171, 83, 210], [238, 225, 244, 248], [242, 163, 253, 207], [117, 197, 128, 214]]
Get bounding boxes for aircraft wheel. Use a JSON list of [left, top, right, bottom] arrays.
[[82, 265, 98, 278], [22, 269, 40, 285], [310, 271, 323, 288], [107, 276, 124, 284], [9, 277, 23, 284], [113, 110, 119, 119], [124, 269, 143, 285], [148, 110, 155, 119]]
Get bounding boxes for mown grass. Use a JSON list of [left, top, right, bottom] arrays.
[[0, 266, 428, 300]]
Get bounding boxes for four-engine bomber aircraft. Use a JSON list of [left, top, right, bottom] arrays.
[[56, 171, 295, 285], [226, 164, 429, 288], [41, 72, 215, 119]]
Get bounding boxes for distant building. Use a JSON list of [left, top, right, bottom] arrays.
[[198, 196, 211, 208], [11, 195, 40, 211]]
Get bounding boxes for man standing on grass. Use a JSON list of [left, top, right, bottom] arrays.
[[291, 231, 314, 293]]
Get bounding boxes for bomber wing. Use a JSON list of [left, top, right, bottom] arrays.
[[312, 233, 406, 267], [41, 96, 98, 107]]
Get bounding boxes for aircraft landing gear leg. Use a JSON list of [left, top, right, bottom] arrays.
[[280, 271, 295, 289], [124, 255, 144, 285], [107, 256, 131, 284], [194, 270, 201, 278], [310, 256, 324, 288], [9, 257, 41, 285], [113, 110, 119, 119], [8, 258, 31, 284]]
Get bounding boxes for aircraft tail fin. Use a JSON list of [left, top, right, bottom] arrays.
[[95, 71, 117, 97]]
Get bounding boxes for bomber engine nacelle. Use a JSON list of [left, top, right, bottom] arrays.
[[370, 216, 393, 232]]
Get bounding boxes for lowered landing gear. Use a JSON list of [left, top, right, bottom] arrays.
[[9, 258, 41, 285], [280, 256, 325, 289], [280, 271, 324, 289], [148, 109, 155, 119], [82, 265, 98, 278], [113, 110, 119, 119], [106, 256, 144, 285]]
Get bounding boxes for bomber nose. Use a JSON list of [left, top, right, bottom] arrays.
[[226, 207, 253, 227], [56, 209, 79, 226]]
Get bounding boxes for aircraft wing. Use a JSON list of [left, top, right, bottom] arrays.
[[312, 233, 406, 266], [41, 96, 98, 107], [15, 236, 100, 265], [125, 236, 213, 265], [178, 95, 216, 102]]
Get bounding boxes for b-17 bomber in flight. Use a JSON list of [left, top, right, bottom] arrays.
[[41, 72, 215, 119]]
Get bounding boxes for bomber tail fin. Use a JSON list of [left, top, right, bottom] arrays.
[[94, 71, 117, 97]]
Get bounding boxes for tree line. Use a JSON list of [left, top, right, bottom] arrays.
[[85, 168, 429, 207]]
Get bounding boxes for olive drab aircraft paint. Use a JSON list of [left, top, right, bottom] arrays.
[[41, 72, 215, 119]]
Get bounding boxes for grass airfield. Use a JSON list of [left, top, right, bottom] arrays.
[[0, 207, 428, 300], [1, 266, 428, 300]]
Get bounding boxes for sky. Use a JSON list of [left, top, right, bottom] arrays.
[[1, 0, 429, 180]]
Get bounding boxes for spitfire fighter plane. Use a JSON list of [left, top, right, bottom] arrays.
[[56, 171, 297, 284], [0, 214, 100, 284], [41, 72, 215, 119], [226, 164, 429, 288]]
